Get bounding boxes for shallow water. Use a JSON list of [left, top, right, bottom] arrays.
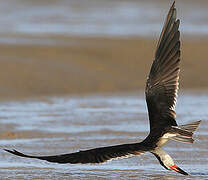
[[0, 91, 208, 179], [0, 0, 208, 46]]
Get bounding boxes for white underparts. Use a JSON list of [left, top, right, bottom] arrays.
[[157, 133, 177, 147]]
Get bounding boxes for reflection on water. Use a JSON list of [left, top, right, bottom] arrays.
[[0, 0, 208, 45], [0, 91, 207, 179]]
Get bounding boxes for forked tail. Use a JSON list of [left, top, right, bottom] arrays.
[[170, 120, 201, 143]]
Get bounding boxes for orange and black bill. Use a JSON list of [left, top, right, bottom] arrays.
[[170, 164, 189, 175]]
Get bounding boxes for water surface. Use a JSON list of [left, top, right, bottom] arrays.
[[0, 91, 207, 179], [0, 0, 208, 46]]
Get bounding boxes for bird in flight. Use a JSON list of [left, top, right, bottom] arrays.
[[4, 1, 201, 175]]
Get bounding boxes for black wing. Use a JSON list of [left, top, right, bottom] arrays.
[[145, 1, 180, 131], [4, 143, 145, 164]]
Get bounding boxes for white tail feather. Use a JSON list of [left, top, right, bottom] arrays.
[[170, 120, 201, 143], [177, 120, 201, 132]]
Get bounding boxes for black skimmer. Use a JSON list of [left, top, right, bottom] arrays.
[[4, 1, 201, 175]]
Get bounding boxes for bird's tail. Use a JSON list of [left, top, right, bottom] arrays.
[[169, 120, 201, 143]]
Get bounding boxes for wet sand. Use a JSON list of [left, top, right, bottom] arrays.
[[0, 36, 208, 100]]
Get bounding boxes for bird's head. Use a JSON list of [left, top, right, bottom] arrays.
[[152, 148, 189, 176]]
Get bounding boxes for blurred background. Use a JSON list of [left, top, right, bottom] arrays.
[[0, 0, 207, 100], [0, 1, 208, 178]]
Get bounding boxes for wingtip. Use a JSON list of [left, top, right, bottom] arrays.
[[170, 1, 176, 17], [4, 148, 12, 153], [4, 148, 16, 154], [171, 1, 176, 8]]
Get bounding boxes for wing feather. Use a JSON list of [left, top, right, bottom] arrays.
[[4, 143, 146, 164], [145, 1, 180, 131]]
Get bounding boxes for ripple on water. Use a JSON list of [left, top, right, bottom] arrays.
[[0, 92, 207, 179]]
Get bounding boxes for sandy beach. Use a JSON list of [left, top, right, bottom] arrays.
[[0, 0, 208, 100], [0, 36, 208, 100]]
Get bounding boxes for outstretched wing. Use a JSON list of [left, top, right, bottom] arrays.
[[4, 143, 145, 164], [145, 1, 180, 131]]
